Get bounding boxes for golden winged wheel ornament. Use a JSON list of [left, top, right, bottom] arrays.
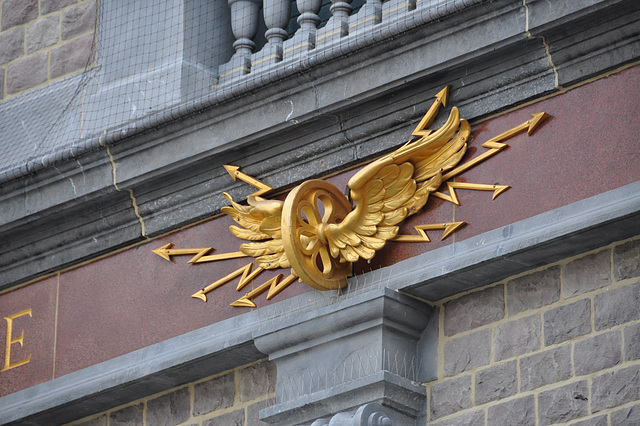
[[154, 86, 550, 307]]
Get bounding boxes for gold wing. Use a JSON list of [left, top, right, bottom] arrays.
[[324, 107, 469, 263], [221, 193, 290, 269]]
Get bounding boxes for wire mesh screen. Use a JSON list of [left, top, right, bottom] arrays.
[[0, 0, 428, 183]]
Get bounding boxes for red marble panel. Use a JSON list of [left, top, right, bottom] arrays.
[[54, 213, 309, 377], [0, 275, 57, 397]]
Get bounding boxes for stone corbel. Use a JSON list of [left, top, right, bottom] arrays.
[[311, 402, 392, 425], [253, 287, 436, 425]]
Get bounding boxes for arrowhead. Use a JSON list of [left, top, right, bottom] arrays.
[[492, 185, 511, 200], [191, 290, 208, 302], [152, 243, 173, 261], [223, 164, 240, 181], [527, 112, 550, 135], [230, 296, 256, 308], [435, 86, 450, 106], [441, 221, 466, 240]]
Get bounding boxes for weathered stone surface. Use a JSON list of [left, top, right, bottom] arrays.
[[614, 239, 640, 281], [429, 375, 472, 420], [567, 415, 608, 426], [431, 409, 484, 426], [625, 322, 640, 361], [563, 250, 611, 298], [41, 0, 77, 15], [544, 298, 591, 346], [1, 0, 38, 30], [538, 381, 589, 426], [494, 314, 541, 361], [246, 399, 271, 426], [486, 395, 535, 426], [6, 52, 47, 94], [0, 27, 24, 65], [61, 1, 96, 40], [611, 403, 640, 425], [592, 365, 640, 412], [474, 361, 517, 405], [146, 387, 190, 426], [50, 33, 95, 78], [520, 345, 572, 392], [193, 372, 235, 416], [507, 266, 560, 316], [444, 285, 504, 336], [443, 329, 491, 376], [0, 68, 4, 99], [574, 331, 622, 376], [238, 360, 276, 402], [109, 403, 143, 426], [202, 409, 245, 426], [76, 415, 107, 426], [26, 14, 60, 53], [594, 283, 640, 331]]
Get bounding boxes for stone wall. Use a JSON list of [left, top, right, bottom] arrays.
[[66, 360, 276, 426], [427, 237, 640, 425], [0, 0, 95, 99]]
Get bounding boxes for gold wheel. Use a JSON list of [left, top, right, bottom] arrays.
[[282, 180, 353, 290]]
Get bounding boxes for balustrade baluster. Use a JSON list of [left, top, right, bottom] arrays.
[[316, 0, 353, 47], [349, 0, 381, 33], [219, 0, 263, 82], [252, 0, 292, 70], [282, 0, 322, 58]]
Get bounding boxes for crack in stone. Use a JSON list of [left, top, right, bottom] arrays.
[[522, 0, 561, 89]]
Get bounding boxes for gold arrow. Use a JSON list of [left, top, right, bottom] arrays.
[[192, 263, 265, 302], [230, 273, 298, 308], [223, 164, 274, 197], [442, 112, 550, 181], [393, 221, 466, 242], [152, 243, 247, 264], [412, 86, 450, 137], [432, 182, 511, 206]]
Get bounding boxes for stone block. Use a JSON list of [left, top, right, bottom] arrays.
[[443, 329, 491, 376], [431, 409, 484, 426], [563, 250, 611, 298], [146, 387, 190, 426], [444, 285, 504, 336], [26, 14, 60, 53], [519, 345, 572, 392], [486, 395, 535, 426], [574, 331, 622, 376], [0, 27, 24, 65], [429, 375, 472, 420], [594, 283, 640, 330], [41, 0, 77, 15], [567, 415, 608, 426], [537, 381, 589, 426], [591, 365, 640, 412], [76, 415, 107, 426], [611, 403, 640, 425], [202, 409, 245, 426], [6, 52, 47, 94], [507, 266, 560, 316], [614, 239, 640, 281], [1, 0, 37, 31], [544, 298, 591, 346], [474, 360, 517, 405], [625, 322, 640, 361], [193, 372, 235, 416], [61, 1, 96, 40], [0, 68, 3, 99], [238, 360, 276, 402], [50, 33, 95, 79], [246, 399, 271, 426], [109, 403, 143, 426], [494, 314, 541, 361]]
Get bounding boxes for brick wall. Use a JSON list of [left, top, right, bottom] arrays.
[[428, 237, 640, 425], [0, 0, 95, 100], [66, 360, 276, 426]]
